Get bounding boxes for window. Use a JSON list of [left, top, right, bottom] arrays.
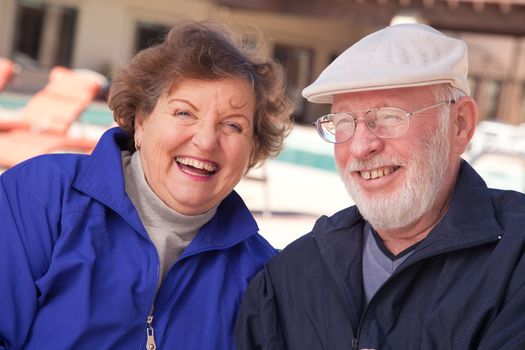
[[483, 80, 502, 121], [13, 3, 45, 62], [135, 22, 168, 52], [273, 44, 314, 124], [13, 2, 77, 67], [55, 8, 77, 67]]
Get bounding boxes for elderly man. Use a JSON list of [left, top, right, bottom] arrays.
[[235, 23, 525, 350]]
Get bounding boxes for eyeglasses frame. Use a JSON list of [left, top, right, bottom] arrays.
[[312, 99, 456, 144]]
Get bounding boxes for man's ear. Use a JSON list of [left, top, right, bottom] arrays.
[[452, 96, 478, 155]]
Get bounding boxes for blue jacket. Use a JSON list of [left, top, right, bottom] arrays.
[[236, 161, 525, 350], [0, 127, 276, 349]]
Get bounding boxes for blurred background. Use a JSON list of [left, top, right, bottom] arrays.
[[0, 0, 524, 248]]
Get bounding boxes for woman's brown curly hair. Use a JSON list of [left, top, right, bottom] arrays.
[[108, 20, 293, 168]]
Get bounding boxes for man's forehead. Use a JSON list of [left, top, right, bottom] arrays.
[[332, 86, 435, 106]]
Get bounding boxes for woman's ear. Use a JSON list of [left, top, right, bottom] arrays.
[[134, 112, 145, 150], [453, 96, 479, 155]]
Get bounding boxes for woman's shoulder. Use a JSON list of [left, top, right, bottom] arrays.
[[1, 153, 88, 203], [3, 153, 85, 183], [234, 232, 278, 278]]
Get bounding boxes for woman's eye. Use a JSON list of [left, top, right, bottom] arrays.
[[224, 121, 243, 134], [174, 110, 193, 118], [173, 110, 197, 124]]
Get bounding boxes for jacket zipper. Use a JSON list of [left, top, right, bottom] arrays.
[[143, 261, 160, 349], [74, 184, 256, 349], [352, 251, 450, 348], [351, 234, 503, 349], [72, 184, 163, 350], [146, 314, 157, 350]]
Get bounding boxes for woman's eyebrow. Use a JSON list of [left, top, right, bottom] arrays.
[[167, 98, 199, 111]]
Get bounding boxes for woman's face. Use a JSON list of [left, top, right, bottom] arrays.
[[134, 78, 256, 215]]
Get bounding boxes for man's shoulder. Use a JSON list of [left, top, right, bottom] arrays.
[[270, 231, 317, 267], [267, 205, 360, 271], [489, 187, 525, 210], [489, 188, 525, 234]]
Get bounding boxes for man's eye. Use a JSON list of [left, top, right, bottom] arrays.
[[377, 111, 404, 121], [383, 114, 403, 120]]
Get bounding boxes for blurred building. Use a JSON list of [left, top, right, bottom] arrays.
[[0, 0, 524, 125]]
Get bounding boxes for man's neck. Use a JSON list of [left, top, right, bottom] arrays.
[[376, 225, 435, 256]]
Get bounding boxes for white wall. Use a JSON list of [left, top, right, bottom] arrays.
[[70, 0, 216, 71], [1, 0, 370, 77], [0, 0, 17, 58]]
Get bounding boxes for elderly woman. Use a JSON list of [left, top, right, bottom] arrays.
[[0, 21, 292, 349]]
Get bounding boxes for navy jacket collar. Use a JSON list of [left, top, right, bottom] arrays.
[[313, 159, 503, 257], [423, 160, 503, 253], [309, 160, 504, 329]]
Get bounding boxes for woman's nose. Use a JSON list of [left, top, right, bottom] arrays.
[[192, 122, 219, 151]]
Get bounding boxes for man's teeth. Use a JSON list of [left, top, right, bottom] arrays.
[[360, 166, 396, 180], [176, 157, 217, 172]]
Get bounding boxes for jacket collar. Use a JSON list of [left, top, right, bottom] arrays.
[[409, 160, 503, 260], [311, 206, 366, 328], [73, 127, 259, 252], [73, 128, 138, 225], [309, 160, 503, 329], [314, 159, 503, 260]]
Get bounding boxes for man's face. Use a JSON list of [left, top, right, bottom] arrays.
[[333, 86, 456, 230]]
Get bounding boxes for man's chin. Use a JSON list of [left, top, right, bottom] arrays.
[[353, 196, 412, 229]]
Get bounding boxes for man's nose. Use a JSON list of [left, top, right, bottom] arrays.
[[346, 120, 383, 159]]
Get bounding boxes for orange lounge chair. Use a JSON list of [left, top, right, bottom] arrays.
[[0, 66, 109, 168], [0, 130, 99, 167], [0, 58, 16, 91], [0, 121, 114, 169], [0, 66, 105, 133]]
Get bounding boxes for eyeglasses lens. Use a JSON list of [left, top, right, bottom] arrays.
[[320, 109, 409, 143]]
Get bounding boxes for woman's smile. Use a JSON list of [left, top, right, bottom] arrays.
[[176, 156, 219, 177]]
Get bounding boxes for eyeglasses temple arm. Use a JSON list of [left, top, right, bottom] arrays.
[[410, 99, 456, 116]]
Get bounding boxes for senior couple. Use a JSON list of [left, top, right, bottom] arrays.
[[1, 20, 524, 350]]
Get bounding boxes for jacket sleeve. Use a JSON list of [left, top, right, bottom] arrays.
[[234, 267, 287, 350], [478, 262, 525, 350], [0, 173, 57, 349]]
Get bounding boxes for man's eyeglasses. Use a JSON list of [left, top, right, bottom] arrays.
[[312, 100, 456, 144]]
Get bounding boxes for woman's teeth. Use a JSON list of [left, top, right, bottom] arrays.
[[176, 157, 217, 172], [360, 166, 398, 180]]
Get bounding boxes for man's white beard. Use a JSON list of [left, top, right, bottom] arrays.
[[339, 120, 450, 230]]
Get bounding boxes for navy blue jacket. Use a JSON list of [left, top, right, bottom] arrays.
[[235, 161, 525, 350], [0, 128, 276, 349]]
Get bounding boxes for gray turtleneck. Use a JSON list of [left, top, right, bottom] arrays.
[[122, 150, 217, 287]]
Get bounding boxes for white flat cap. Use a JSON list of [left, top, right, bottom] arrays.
[[302, 23, 469, 103]]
